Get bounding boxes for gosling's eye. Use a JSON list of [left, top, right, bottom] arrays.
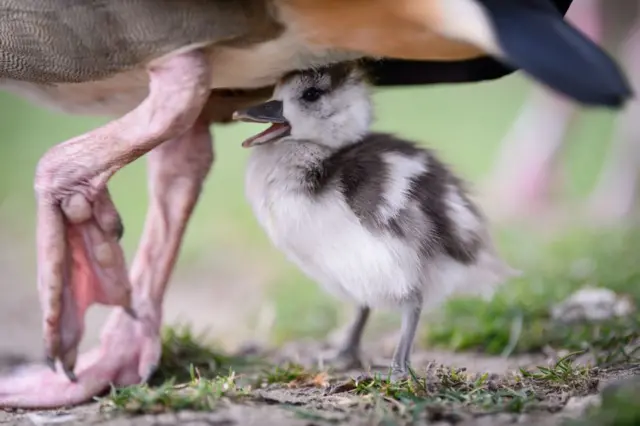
[[301, 87, 324, 102]]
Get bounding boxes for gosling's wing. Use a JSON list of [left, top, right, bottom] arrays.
[[321, 133, 485, 263]]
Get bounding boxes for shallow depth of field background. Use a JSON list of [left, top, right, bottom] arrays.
[[0, 62, 634, 362]]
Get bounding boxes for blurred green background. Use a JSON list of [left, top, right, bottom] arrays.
[[0, 68, 631, 360]]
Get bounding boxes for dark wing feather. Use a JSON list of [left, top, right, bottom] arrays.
[[312, 133, 482, 263]]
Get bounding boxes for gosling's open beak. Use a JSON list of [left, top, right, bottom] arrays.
[[233, 100, 291, 148], [232, 100, 287, 124]]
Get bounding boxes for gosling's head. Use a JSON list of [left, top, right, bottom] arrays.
[[234, 62, 373, 150]]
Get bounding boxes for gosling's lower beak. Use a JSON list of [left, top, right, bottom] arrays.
[[233, 100, 291, 148], [232, 100, 286, 124]]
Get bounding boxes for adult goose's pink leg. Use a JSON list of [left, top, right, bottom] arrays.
[[587, 21, 640, 222], [481, 0, 602, 220], [0, 49, 211, 408]]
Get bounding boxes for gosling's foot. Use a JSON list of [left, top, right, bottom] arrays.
[[389, 367, 410, 383]]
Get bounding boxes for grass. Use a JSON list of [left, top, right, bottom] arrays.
[[323, 352, 602, 423], [151, 325, 267, 384], [347, 368, 536, 415], [102, 328, 327, 414], [257, 362, 316, 386], [101, 374, 249, 414], [519, 351, 597, 394], [424, 228, 640, 362], [102, 327, 257, 414], [343, 356, 592, 416]]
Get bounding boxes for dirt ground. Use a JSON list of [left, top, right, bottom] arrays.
[[0, 390, 609, 426], [1, 343, 638, 426]]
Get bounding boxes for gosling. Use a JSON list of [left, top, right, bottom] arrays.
[[234, 62, 517, 380]]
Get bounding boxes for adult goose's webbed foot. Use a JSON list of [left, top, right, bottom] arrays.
[[37, 185, 133, 381], [0, 49, 211, 408]]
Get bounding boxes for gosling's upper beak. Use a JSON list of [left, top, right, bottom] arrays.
[[232, 100, 286, 124]]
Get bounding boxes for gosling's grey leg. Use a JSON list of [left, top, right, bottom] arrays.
[[329, 306, 371, 370], [390, 302, 422, 381]]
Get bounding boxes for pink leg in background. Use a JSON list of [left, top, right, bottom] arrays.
[[587, 20, 640, 223], [482, 0, 602, 222]]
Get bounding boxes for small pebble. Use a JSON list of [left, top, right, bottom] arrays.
[[26, 412, 78, 425], [551, 288, 635, 323], [562, 394, 602, 417]]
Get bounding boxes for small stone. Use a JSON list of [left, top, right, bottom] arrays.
[[601, 375, 640, 399], [495, 413, 517, 424], [177, 411, 202, 421], [562, 394, 601, 417], [153, 413, 179, 424], [551, 288, 635, 323], [26, 412, 78, 425]]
